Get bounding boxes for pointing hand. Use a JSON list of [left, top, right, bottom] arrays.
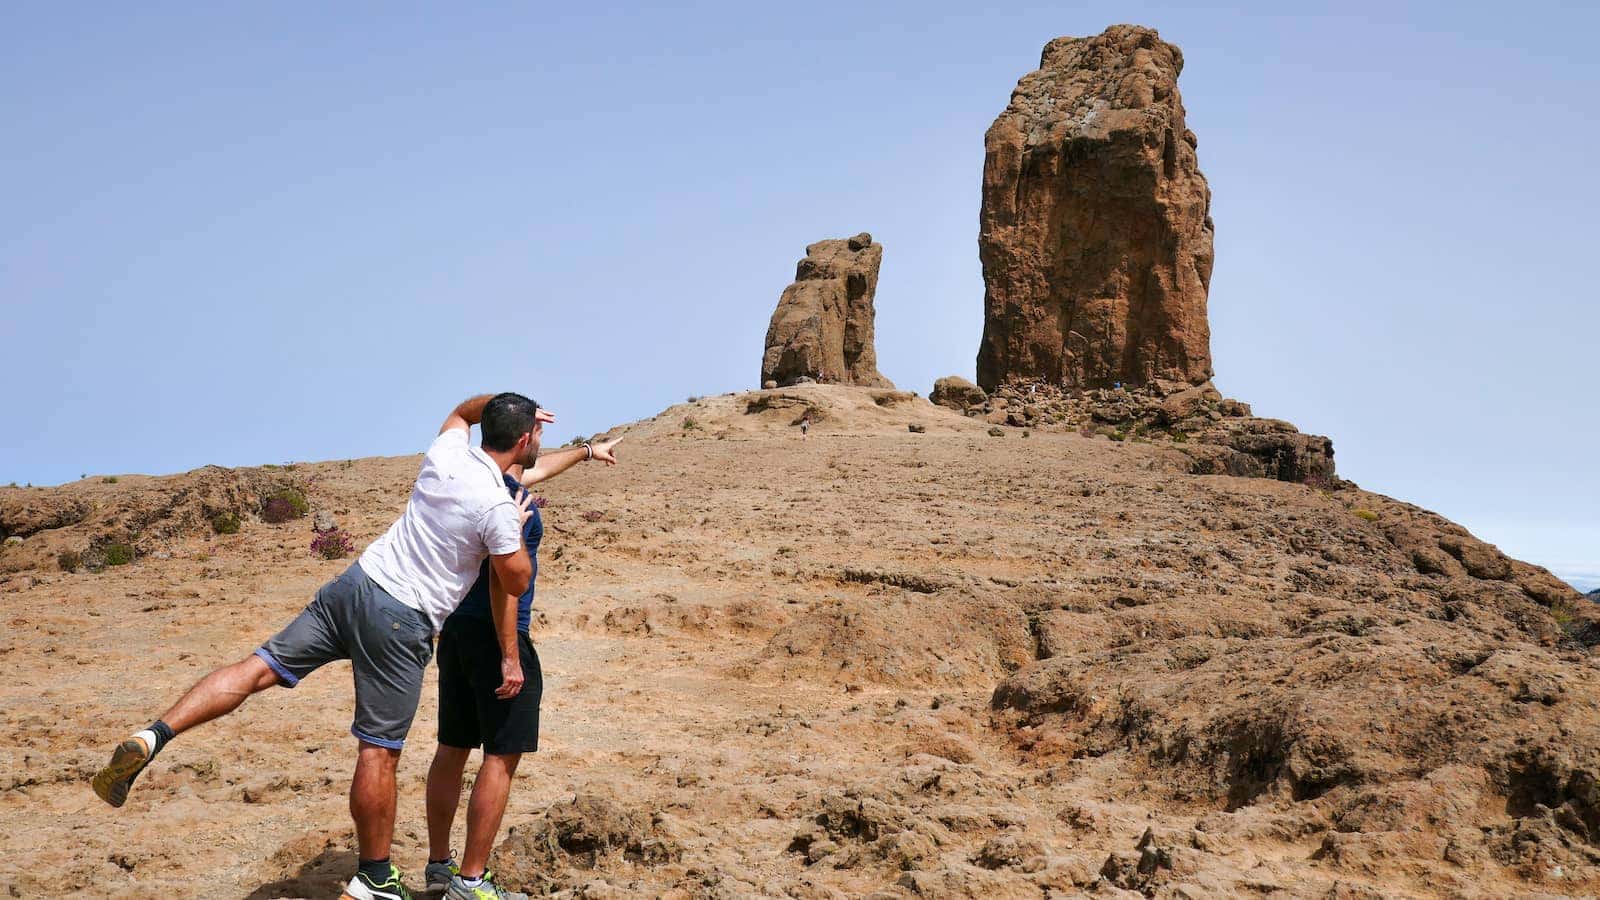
[[590, 435, 623, 466]]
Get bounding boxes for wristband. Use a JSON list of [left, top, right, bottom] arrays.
[[583, 442, 593, 461]]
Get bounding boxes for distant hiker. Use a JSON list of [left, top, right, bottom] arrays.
[[93, 393, 552, 900], [423, 434, 621, 900], [800, 413, 811, 440]]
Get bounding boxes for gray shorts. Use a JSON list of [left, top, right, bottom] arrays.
[[256, 562, 435, 750]]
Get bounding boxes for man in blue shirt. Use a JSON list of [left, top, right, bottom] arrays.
[[422, 434, 621, 900]]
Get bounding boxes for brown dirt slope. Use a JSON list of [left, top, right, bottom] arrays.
[[0, 385, 1593, 898]]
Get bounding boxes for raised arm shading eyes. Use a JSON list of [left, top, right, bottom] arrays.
[[438, 394, 495, 436]]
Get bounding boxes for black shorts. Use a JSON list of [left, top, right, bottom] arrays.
[[436, 615, 542, 755]]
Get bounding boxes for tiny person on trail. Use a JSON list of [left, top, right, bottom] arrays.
[[423, 433, 620, 899], [800, 412, 810, 440], [93, 393, 551, 900]]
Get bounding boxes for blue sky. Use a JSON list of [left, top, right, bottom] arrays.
[[2, 2, 1595, 590]]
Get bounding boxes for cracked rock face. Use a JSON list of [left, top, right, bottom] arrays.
[[761, 233, 893, 389], [977, 24, 1215, 391]]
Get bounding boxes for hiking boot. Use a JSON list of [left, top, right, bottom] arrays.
[[445, 870, 527, 900], [91, 735, 152, 808], [341, 863, 412, 900], [424, 857, 460, 892]]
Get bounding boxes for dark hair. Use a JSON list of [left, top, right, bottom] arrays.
[[481, 392, 541, 451]]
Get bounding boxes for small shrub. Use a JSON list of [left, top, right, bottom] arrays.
[[908, 423, 926, 433], [987, 427, 1005, 437], [58, 550, 82, 573], [1352, 508, 1379, 522], [1552, 600, 1578, 630], [530, 495, 548, 509], [261, 498, 296, 523], [581, 510, 605, 522], [310, 528, 354, 560], [103, 542, 135, 566], [687, 396, 700, 403], [1108, 429, 1127, 442], [1021, 430, 1030, 438], [682, 417, 699, 431], [1170, 429, 1189, 444], [1171, 645, 1212, 670], [261, 486, 309, 523], [211, 512, 241, 535], [103, 476, 119, 484]]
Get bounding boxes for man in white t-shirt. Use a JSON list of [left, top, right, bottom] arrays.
[[92, 392, 552, 900]]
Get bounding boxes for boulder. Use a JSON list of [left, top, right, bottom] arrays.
[[976, 25, 1214, 390], [1186, 428, 1336, 483], [929, 376, 988, 411], [761, 233, 893, 389]]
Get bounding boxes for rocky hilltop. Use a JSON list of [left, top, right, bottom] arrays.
[[1, 390, 1594, 898], [977, 24, 1214, 391], [761, 233, 893, 389], [931, 377, 1336, 484]]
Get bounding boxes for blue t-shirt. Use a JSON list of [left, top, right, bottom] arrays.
[[449, 473, 541, 635]]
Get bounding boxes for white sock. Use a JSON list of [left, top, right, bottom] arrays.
[[133, 728, 159, 753]]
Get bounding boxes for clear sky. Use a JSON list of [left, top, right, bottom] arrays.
[[3, 2, 1596, 590]]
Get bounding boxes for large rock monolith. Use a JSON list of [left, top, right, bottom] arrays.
[[761, 233, 893, 389], [977, 25, 1214, 391]]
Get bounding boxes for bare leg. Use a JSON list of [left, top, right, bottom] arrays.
[[460, 752, 521, 878], [95, 653, 282, 808], [159, 654, 279, 734], [350, 741, 402, 862], [426, 744, 473, 861]]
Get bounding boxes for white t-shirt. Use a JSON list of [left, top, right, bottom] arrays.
[[359, 428, 523, 632]]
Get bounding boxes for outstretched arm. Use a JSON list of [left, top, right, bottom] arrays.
[[438, 394, 495, 436], [519, 435, 622, 486]]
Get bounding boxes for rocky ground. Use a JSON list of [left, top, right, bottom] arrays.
[[2, 385, 1596, 899]]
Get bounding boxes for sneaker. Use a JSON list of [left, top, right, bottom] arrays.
[[91, 735, 152, 808], [424, 857, 460, 892], [445, 870, 527, 900], [341, 863, 413, 900]]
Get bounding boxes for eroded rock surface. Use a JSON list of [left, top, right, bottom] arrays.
[[762, 233, 893, 389], [934, 377, 1335, 483], [977, 25, 1214, 390]]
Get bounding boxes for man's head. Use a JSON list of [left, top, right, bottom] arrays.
[[481, 392, 542, 466]]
